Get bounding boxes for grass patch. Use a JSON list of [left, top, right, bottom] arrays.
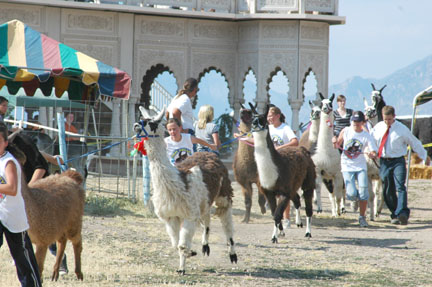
[[84, 194, 155, 218]]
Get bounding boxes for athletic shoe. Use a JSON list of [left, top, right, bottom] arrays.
[[359, 216, 368, 227]]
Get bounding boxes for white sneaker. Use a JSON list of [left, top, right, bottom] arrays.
[[283, 219, 291, 230], [359, 216, 368, 227]]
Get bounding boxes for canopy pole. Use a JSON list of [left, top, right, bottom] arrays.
[[56, 112, 68, 172], [91, 107, 103, 191]]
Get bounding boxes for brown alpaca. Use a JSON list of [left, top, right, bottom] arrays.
[[24, 169, 85, 281], [250, 103, 316, 242], [232, 104, 267, 223]]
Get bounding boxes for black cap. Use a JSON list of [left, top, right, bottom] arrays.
[[351, 111, 365, 122]]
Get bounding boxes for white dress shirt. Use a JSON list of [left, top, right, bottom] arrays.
[[371, 120, 427, 161]]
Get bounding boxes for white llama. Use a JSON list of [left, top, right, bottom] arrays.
[[311, 94, 346, 216], [134, 107, 237, 275], [363, 98, 384, 219]]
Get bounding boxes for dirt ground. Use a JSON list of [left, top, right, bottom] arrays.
[[1, 178, 432, 287]]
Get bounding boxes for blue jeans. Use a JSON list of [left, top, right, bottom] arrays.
[[379, 156, 409, 219], [343, 170, 369, 201]]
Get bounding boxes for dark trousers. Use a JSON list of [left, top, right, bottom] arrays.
[[0, 222, 42, 287], [379, 156, 410, 219]]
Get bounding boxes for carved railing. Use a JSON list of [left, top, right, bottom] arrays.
[[149, 79, 174, 113], [65, 0, 338, 15]]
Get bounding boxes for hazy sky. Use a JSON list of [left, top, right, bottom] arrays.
[[329, 0, 432, 85]]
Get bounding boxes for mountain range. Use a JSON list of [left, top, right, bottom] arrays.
[[329, 54, 432, 117]]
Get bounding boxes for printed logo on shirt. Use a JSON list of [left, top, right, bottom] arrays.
[[170, 148, 193, 165], [271, 135, 284, 147], [0, 175, 6, 203], [344, 138, 363, 159]]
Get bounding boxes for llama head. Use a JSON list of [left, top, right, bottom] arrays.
[[370, 83, 386, 108], [363, 97, 377, 120], [319, 93, 334, 115], [134, 106, 166, 138], [309, 100, 321, 120], [239, 102, 255, 127], [249, 102, 269, 132]]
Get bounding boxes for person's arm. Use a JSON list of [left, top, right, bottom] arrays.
[[40, 151, 64, 166], [275, 138, 299, 150], [191, 136, 217, 151], [0, 161, 18, 196], [29, 168, 46, 185], [336, 128, 345, 149], [212, 132, 221, 150]]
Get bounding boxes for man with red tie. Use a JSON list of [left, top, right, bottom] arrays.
[[371, 106, 430, 225]]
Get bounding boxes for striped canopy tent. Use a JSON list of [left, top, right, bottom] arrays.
[[0, 19, 131, 103]]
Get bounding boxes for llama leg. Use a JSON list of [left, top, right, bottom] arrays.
[[52, 239, 67, 281], [200, 213, 211, 256], [368, 177, 375, 221], [177, 219, 196, 275], [35, 244, 49, 279], [272, 194, 289, 243], [216, 202, 238, 263], [291, 193, 303, 228], [314, 176, 323, 213], [165, 217, 181, 248], [257, 182, 267, 215], [304, 188, 314, 238], [241, 185, 253, 223], [71, 237, 83, 280], [375, 179, 384, 216]]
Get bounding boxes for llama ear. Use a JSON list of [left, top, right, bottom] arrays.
[[249, 102, 258, 114], [380, 85, 387, 92], [363, 97, 369, 107], [240, 103, 246, 110], [154, 106, 166, 122], [139, 106, 152, 119], [319, 92, 324, 100], [329, 93, 335, 102], [309, 100, 313, 108], [371, 83, 376, 91]]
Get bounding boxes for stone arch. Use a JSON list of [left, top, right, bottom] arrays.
[[197, 66, 230, 110], [266, 67, 290, 103], [242, 68, 257, 104], [302, 68, 318, 100], [140, 63, 176, 109], [266, 67, 291, 122]]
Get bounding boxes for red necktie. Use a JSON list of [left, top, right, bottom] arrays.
[[378, 126, 390, 158]]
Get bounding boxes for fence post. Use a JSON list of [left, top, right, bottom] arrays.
[[142, 154, 151, 205]]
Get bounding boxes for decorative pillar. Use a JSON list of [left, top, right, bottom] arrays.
[[288, 98, 303, 135]]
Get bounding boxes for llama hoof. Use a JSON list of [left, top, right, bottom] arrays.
[[76, 271, 84, 281], [271, 236, 278, 244], [260, 205, 266, 214], [297, 223, 303, 228], [241, 217, 250, 224], [190, 250, 197, 257], [51, 271, 59, 281], [176, 269, 186, 275], [341, 207, 346, 214], [316, 208, 322, 213], [305, 232, 312, 238], [230, 253, 238, 264], [202, 244, 210, 256]]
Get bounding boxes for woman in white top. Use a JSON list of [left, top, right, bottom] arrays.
[[336, 111, 377, 228], [267, 105, 298, 230], [166, 78, 198, 134], [0, 123, 42, 286], [165, 118, 217, 166]]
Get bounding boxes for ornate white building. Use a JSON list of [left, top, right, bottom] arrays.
[[0, 0, 345, 152]]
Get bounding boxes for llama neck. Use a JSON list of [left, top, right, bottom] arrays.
[[309, 118, 320, 143], [317, 112, 334, 150], [237, 122, 254, 155], [252, 129, 279, 189], [144, 136, 184, 191]]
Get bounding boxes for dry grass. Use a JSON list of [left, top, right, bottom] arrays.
[[1, 178, 432, 286]]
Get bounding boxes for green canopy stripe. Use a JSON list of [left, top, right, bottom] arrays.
[[59, 43, 80, 72], [0, 23, 9, 65]]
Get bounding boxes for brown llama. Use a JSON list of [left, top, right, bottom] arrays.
[[24, 169, 85, 281], [233, 103, 267, 223], [249, 103, 316, 243]]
